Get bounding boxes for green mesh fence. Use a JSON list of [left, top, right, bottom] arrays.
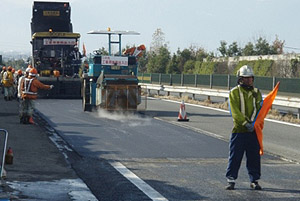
[[212, 74, 228, 88], [172, 74, 182, 85], [151, 73, 160, 83], [141, 73, 299, 95], [276, 77, 300, 93], [196, 74, 210, 86], [254, 76, 273, 91], [184, 74, 196, 86], [161, 74, 171, 85], [229, 75, 237, 89], [138, 73, 151, 83]]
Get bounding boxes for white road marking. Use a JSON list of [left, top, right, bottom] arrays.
[[111, 161, 168, 201]]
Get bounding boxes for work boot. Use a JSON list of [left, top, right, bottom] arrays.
[[225, 182, 235, 190], [28, 116, 34, 124], [4, 96, 7, 101], [250, 181, 262, 190]]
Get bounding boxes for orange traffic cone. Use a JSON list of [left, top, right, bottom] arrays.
[[5, 147, 13, 165], [177, 100, 189, 121]]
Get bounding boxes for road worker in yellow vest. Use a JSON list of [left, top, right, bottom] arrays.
[[225, 65, 263, 190], [0, 66, 6, 94], [2, 66, 14, 101], [20, 68, 54, 124]]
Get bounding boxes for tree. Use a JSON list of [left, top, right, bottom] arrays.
[[166, 54, 180, 74], [150, 28, 168, 54], [271, 35, 285, 54], [194, 47, 210, 62], [255, 37, 270, 55], [138, 51, 148, 73], [183, 60, 195, 74], [242, 42, 255, 56], [227, 42, 241, 56], [146, 46, 170, 73], [176, 48, 193, 73], [218, 41, 227, 57]]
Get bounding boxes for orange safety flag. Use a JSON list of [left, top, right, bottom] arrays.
[[82, 43, 86, 57], [254, 82, 280, 155]]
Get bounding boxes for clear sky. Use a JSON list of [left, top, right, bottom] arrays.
[[1, 0, 300, 55]]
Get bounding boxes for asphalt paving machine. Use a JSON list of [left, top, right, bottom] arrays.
[[30, 1, 82, 98], [82, 29, 145, 111]]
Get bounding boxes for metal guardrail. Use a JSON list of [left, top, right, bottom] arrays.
[[138, 73, 300, 95], [140, 83, 300, 119]]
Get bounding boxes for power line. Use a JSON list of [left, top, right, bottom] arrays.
[[283, 46, 300, 50]]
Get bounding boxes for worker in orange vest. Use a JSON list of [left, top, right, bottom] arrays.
[[20, 68, 54, 124]]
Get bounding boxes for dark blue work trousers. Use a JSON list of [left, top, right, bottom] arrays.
[[226, 132, 261, 183]]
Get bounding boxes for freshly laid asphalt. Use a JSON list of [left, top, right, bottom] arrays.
[[0, 91, 96, 200]]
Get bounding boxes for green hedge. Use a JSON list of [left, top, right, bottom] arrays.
[[200, 59, 274, 76]]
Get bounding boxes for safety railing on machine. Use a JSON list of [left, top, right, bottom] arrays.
[[0, 129, 8, 178]]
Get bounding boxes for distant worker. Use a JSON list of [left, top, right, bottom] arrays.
[[14, 69, 23, 99], [225, 65, 263, 190], [0, 66, 6, 94], [2, 66, 14, 101], [18, 67, 31, 122], [18, 68, 31, 100], [20, 68, 54, 124], [70, 46, 82, 60], [69, 46, 82, 75]]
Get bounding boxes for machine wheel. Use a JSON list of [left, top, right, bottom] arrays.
[[82, 78, 92, 112]]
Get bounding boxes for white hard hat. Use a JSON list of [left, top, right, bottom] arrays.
[[25, 67, 31, 73], [236, 65, 254, 77]]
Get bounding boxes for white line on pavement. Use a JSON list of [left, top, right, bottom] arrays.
[[110, 161, 168, 201]]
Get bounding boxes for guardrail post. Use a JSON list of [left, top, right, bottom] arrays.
[[272, 76, 276, 89], [181, 74, 184, 86], [170, 74, 172, 86], [195, 74, 198, 87], [227, 74, 231, 90], [192, 94, 195, 100], [141, 73, 144, 83], [210, 74, 213, 89], [150, 73, 152, 84], [298, 108, 300, 119]]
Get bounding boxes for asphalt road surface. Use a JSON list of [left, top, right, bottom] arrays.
[[35, 97, 300, 201]]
